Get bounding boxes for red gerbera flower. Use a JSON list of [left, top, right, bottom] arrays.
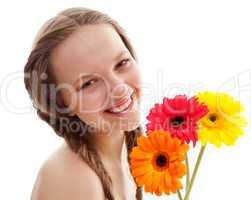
[[146, 95, 208, 146]]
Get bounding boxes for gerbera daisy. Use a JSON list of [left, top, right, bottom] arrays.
[[196, 91, 247, 147], [146, 95, 208, 146], [129, 129, 189, 196]]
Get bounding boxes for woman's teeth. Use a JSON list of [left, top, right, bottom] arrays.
[[106, 97, 132, 113]]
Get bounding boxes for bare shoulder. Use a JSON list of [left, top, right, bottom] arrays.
[[31, 143, 105, 200]]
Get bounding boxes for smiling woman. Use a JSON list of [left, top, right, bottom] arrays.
[[24, 7, 143, 200]]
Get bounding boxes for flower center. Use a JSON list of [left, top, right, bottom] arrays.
[[156, 154, 169, 167], [170, 116, 185, 127], [202, 112, 220, 128], [152, 152, 170, 171], [209, 114, 217, 122]]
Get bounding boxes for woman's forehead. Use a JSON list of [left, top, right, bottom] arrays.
[[50, 24, 128, 84]]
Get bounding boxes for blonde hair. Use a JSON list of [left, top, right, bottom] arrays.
[[24, 7, 143, 200]]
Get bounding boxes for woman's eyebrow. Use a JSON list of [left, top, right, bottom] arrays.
[[115, 50, 129, 61]]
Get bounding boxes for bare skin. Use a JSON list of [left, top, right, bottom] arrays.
[[31, 24, 143, 200]]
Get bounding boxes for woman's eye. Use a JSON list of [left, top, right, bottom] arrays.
[[116, 58, 130, 69], [80, 79, 97, 90]]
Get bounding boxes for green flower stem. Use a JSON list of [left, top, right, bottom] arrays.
[[184, 152, 190, 200], [184, 145, 206, 200], [177, 190, 183, 200], [185, 152, 190, 193]]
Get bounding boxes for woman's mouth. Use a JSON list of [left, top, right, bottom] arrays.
[[104, 93, 135, 117]]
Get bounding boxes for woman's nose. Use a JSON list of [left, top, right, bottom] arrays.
[[111, 83, 130, 100], [108, 76, 132, 100]]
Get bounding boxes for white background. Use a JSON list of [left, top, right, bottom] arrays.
[[1, 0, 251, 199]]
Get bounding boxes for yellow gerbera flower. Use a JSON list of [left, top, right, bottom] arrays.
[[196, 91, 247, 147], [129, 129, 189, 196]]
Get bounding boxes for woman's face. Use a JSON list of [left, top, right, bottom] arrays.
[[50, 24, 142, 135]]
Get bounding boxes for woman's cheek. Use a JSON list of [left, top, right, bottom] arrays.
[[128, 65, 143, 96], [77, 84, 107, 113]]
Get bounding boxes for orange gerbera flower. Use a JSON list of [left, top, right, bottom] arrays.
[[129, 129, 189, 196]]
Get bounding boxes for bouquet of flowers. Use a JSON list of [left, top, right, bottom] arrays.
[[129, 91, 247, 200]]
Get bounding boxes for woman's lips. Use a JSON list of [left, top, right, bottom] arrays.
[[105, 91, 134, 111], [108, 97, 131, 110], [104, 93, 135, 116]]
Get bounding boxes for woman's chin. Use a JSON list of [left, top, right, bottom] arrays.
[[121, 116, 141, 131], [123, 124, 140, 132]]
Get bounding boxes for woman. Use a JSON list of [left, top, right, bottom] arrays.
[[24, 7, 143, 200]]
